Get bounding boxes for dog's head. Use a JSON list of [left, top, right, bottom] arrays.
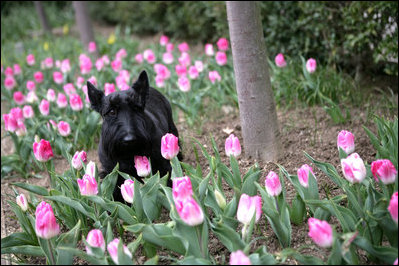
[[87, 70, 151, 157]]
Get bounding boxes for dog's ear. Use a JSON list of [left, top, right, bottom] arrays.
[[131, 70, 149, 109], [87, 81, 104, 113]]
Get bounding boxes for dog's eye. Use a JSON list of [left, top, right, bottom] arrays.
[[108, 109, 117, 116]]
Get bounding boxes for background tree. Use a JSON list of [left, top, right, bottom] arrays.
[[72, 1, 97, 56], [34, 1, 51, 35], [226, 1, 281, 162]]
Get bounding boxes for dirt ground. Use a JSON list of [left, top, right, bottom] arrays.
[[2, 97, 397, 264]]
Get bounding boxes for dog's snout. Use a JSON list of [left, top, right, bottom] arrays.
[[122, 134, 136, 143]]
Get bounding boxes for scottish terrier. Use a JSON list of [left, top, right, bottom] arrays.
[[87, 70, 181, 202]]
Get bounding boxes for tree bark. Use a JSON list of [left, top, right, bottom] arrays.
[[34, 1, 52, 34], [72, 1, 97, 55], [226, 1, 281, 162]]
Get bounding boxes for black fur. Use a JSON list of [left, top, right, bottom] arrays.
[[87, 70, 181, 202]]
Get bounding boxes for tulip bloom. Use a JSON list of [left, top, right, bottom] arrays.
[[16, 194, 28, 212], [72, 150, 88, 170], [33, 139, 54, 162], [297, 164, 316, 188], [47, 89, 56, 102], [88, 42, 97, 53], [135, 53, 144, 64], [306, 58, 317, 73], [215, 51, 227, 66], [217, 37, 229, 51], [229, 250, 251, 265], [134, 156, 151, 177], [121, 179, 135, 203], [172, 176, 193, 201], [225, 134, 241, 157], [175, 64, 187, 77], [69, 94, 83, 111], [208, 70, 221, 84], [265, 171, 282, 197], [107, 238, 132, 264], [195, 60, 204, 72], [26, 54, 35, 66], [166, 43, 174, 52], [5, 66, 13, 76], [161, 133, 180, 160], [178, 52, 191, 67], [53, 71, 64, 84], [341, 153, 367, 184], [178, 42, 189, 53], [308, 217, 333, 248], [57, 93, 68, 108], [14, 64, 22, 75], [26, 80, 36, 91], [13, 91, 25, 105], [337, 130, 355, 154], [104, 83, 116, 96], [388, 192, 398, 224], [275, 53, 287, 68], [58, 121, 71, 137], [111, 58, 122, 72], [77, 174, 98, 196], [44, 57, 53, 68], [22, 105, 34, 118], [237, 193, 262, 225], [188, 66, 199, 79], [177, 76, 191, 92], [39, 99, 50, 116], [61, 59, 71, 73], [160, 35, 169, 46], [143, 49, 156, 64], [86, 229, 105, 255], [35, 201, 60, 239], [371, 159, 397, 184], [174, 197, 204, 226], [205, 43, 214, 56], [86, 161, 97, 178], [162, 52, 174, 64], [34, 71, 44, 83], [4, 76, 16, 90]]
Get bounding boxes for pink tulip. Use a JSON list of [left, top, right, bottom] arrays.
[[188, 66, 199, 79], [63, 83, 77, 96], [388, 192, 398, 224], [205, 43, 214, 56], [337, 130, 355, 154], [88, 42, 97, 53], [107, 238, 132, 264], [275, 53, 287, 68], [297, 164, 316, 188], [35, 201, 60, 239], [85, 229, 105, 255], [340, 153, 367, 184], [16, 194, 28, 212], [121, 179, 135, 203], [178, 52, 191, 67], [177, 76, 191, 92], [172, 176, 193, 201], [57, 93, 68, 108], [195, 60, 204, 72], [229, 250, 251, 265], [33, 139, 54, 162], [44, 57, 53, 68], [39, 99, 50, 116], [175, 64, 187, 77], [306, 58, 317, 73], [217, 38, 229, 51], [143, 49, 156, 64], [225, 134, 241, 157], [69, 94, 83, 111], [88, 76, 98, 86], [86, 161, 97, 178], [178, 42, 189, 53], [162, 52, 174, 65], [116, 48, 127, 60], [48, 119, 57, 130], [3, 114, 18, 132], [23, 105, 34, 118], [77, 174, 98, 196], [155, 76, 165, 88], [57, 121, 71, 137], [111, 58, 122, 72], [394, 258, 398, 265], [26, 91, 38, 103], [166, 43, 174, 53], [72, 150, 87, 170], [371, 159, 397, 185], [14, 64, 22, 75], [215, 51, 227, 66], [154, 64, 171, 80], [160, 35, 169, 46], [4, 76, 16, 90], [46, 89, 56, 102], [5, 66, 13, 76], [53, 71, 64, 84], [26, 80, 36, 91], [34, 71, 44, 83], [208, 70, 221, 84], [237, 194, 262, 225], [174, 197, 204, 226], [95, 58, 105, 71], [60, 59, 71, 73], [104, 83, 116, 96], [13, 91, 25, 105], [76, 76, 85, 88], [15, 120, 26, 137], [26, 54, 35, 66], [308, 217, 333, 248], [161, 133, 180, 160], [79, 54, 92, 74], [134, 156, 151, 177], [265, 171, 282, 197], [135, 53, 144, 64]]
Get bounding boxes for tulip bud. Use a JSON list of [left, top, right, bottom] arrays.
[[33, 139, 54, 162], [161, 133, 180, 160], [275, 53, 287, 68], [174, 197, 204, 226], [297, 164, 316, 188], [229, 250, 252, 265], [107, 238, 132, 264], [16, 194, 28, 212], [337, 130, 355, 154], [121, 179, 134, 203], [72, 150, 87, 170], [371, 159, 397, 185], [306, 58, 317, 73], [225, 134, 241, 157], [172, 176, 193, 201], [134, 156, 151, 177], [308, 217, 333, 248], [265, 171, 282, 197], [86, 229, 105, 255], [35, 201, 60, 239], [77, 174, 98, 196], [214, 189, 227, 210], [340, 153, 367, 184], [237, 194, 262, 225], [388, 192, 398, 224]]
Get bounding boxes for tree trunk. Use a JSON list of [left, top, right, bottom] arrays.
[[226, 1, 281, 162], [72, 1, 97, 55], [34, 1, 52, 34]]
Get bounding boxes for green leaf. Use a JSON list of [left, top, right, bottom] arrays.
[[57, 246, 108, 265], [290, 193, 306, 225], [56, 220, 81, 265], [12, 182, 49, 196], [1, 245, 44, 256], [45, 195, 96, 221], [230, 155, 242, 189], [1, 232, 37, 249], [211, 218, 245, 252], [241, 170, 261, 196]]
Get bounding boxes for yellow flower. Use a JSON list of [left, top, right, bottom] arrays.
[[63, 24, 69, 35], [108, 33, 116, 45], [43, 42, 49, 51]]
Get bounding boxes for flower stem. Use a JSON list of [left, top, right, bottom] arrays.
[[195, 225, 204, 258], [47, 238, 56, 265], [274, 196, 280, 214]]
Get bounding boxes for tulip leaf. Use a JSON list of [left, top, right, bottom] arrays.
[[211, 220, 245, 252], [101, 164, 119, 200], [56, 246, 108, 265], [218, 163, 234, 188], [177, 256, 211, 265], [117, 239, 134, 265], [12, 182, 49, 196], [352, 235, 398, 264], [230, 155, 242, 189], [56, 220, 81, 265], [241, 170, 261, 196], [45, 195, 96, 221], [1, 232, 37, 249], [7, 201, 37, 244], [0, 245, 44, 257]]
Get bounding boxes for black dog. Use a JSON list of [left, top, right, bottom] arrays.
[[87, 70, 181, 202]]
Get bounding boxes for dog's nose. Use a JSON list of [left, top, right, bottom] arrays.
[[123, 134, 136, 143]]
